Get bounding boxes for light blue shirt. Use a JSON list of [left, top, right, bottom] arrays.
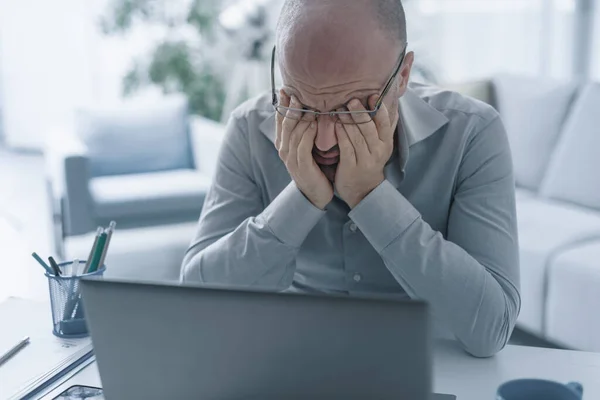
[[181, 82, 521, 357]]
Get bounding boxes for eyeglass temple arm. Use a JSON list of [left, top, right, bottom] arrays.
[[369, 47, 407, 118], [271, 46, 278, 106]]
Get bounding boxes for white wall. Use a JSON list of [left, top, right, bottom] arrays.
[[0, 0, 97, 150], [592, 0, 600, 80], [410, 0, 576, 83], [0, 0, 163, 150]]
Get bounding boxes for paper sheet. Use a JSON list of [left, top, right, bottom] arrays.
[[0, 298, 93, 399]]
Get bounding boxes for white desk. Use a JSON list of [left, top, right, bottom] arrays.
[[41, 340, 600, 399]]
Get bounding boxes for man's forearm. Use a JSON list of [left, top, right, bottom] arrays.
[[349, 180, 520, 357], [181, 182, 326, 290]]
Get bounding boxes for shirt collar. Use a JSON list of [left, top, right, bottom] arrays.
[[398, 86, 449, 147]]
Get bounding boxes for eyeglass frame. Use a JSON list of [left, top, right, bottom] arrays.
[[270, 43, 408, 123]]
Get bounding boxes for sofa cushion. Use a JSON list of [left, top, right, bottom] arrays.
[[546, 239, 600, 351], [540, 83, 600, 211], [515, 188, 535, 202], [77, 96, 194, 177], [493, 75, 578, 190], [90, 169, 211, 220], [516, 197, 600, 336]]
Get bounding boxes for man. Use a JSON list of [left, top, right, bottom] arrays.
[[181, 0, 520, 358]]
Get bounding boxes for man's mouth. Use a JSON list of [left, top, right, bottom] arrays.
[[313, 152, 340, 166], [318, 163, 338, 182]]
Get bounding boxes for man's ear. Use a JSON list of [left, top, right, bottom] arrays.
[[397, 51, 414, 96]]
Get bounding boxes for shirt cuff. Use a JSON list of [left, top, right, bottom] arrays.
[[259, 181, 326, 248], [348, 180, 421, 253]]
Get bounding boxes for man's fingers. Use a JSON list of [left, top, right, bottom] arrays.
[[286, 129, 300, 172], [338, 108, 369, 160], [297, 120, 317, 169], [278, 93, 294, 158], [278, 119, 292, 159], [286, 95, 303, 118], [346, 99, 373, 125], [346, 99, 381, 152], [369, 94, 393, 145], [285, 102, 313, 166], [335, 122, 356, 165], [280, 89, 291, 107], [281, 95, 303, 136], [290, 119, 311, 150], [275, 90, 290, 149], [279, 94, 304, 157]]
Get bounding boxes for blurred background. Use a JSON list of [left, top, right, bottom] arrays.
[[1, 0, 600, 351]]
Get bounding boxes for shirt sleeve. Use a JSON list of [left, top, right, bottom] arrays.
[[180, 112, 326, 289], [349, 115, 520, 358]]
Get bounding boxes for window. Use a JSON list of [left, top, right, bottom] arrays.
[[407, 0, 577, 83]]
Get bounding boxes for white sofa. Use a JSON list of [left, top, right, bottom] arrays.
[[454, 77, 600, 351]]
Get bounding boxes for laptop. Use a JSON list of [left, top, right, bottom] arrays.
[[81, 278, 455, 399]]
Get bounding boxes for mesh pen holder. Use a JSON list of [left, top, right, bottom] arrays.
[[46, 260, 105, 338]]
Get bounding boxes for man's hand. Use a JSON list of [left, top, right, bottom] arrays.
[[335, 95, 395, 209], [276, 91, 334, 210]]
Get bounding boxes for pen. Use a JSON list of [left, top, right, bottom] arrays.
[[0, 336, 30, 367], [31, 252, 54, 275], [72, 258, 80, 276], [48, 256, 61, 276]]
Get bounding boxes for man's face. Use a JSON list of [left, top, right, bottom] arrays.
[[278, 5, 411, 181]]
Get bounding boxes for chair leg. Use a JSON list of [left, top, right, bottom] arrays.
[[46, 178, 66, 259], [53, 198, 67, 259], [54, 221, 66, 259]]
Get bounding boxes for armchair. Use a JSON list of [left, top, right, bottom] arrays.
[[45, 96, 225, 256]]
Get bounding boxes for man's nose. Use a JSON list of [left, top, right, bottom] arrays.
[[315, 117, 338, 152]]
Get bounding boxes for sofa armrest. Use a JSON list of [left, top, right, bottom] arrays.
[[444, 80, 497, 109], [189, 116, 226, 178], [45, 128, 95, 236]]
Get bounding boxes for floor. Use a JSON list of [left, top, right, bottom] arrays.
[[0, 147, 563, 349]]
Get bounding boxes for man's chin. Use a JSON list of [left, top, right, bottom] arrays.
[[318, 163, 338, 182]]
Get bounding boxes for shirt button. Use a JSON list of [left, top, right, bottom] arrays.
[[353, 273, 362, 282], [349, 223, 357, 232]]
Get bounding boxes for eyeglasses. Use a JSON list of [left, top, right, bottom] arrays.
[[270, 43, 407, 125]]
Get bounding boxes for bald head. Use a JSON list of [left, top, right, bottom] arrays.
[[277, 0, 407, 47]]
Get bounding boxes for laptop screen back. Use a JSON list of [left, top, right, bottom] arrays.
[[82, 278, 432, 400]]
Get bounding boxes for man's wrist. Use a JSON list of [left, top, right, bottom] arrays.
[[295, 185, 332, 210], [260, 182, 327, 247], [346, 177, 385, 209], [302, 191, 331, 210], [349, 180, 420, 253]]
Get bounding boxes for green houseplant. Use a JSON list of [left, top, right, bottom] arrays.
[[101, 0, 227, 121]]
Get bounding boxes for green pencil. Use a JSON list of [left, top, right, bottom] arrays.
[[88, 232, 107, 273], [84, 227, 103, 273]]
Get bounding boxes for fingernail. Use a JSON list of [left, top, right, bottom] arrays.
[[350, 99, 361, 108], [310, 121, 316, 129]]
